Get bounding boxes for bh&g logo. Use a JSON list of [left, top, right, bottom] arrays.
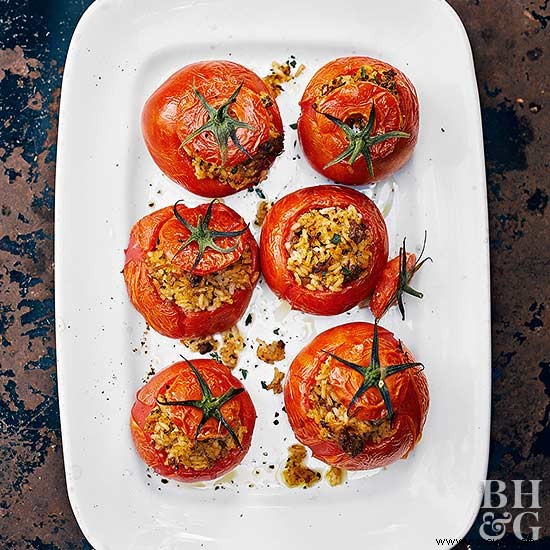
[[480, 480, 542, 541]]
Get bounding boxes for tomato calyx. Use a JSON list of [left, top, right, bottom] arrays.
[[321, 321, 423, 424], [386, 232, 432, 321], [156, 356, 245, 449], [172, 200, 248, 273], [179, 83, 255, 166], [318, 102, 410, 176]]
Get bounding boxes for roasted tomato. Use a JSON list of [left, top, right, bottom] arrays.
[[123, 200, 260, 338], [260, 185, 388, 315], [131, 357, 256, 482], [298, 56, 419, 185], [142, 60, 284, 197], [284, 322, 429, 470], [370, 235, 431, 320]]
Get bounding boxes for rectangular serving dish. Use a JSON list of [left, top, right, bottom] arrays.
[[55, 1, 491, 548]]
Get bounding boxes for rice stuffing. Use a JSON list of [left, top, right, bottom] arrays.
[[286, 205, 372, 292], [262, 367, 285, 394], [145, 403, 246, 471], [282, 444, 321, 488], [263, 60, 306, 97], [257, 339, 286, 364], [326, 466, 346, 487], [147, 246, 254, 313], [182, 335, 218, 355], [220, 326, 245, 369], [308, 359, 394, 457], [254, 200, 270, 226], [189, 133, 283, 191]]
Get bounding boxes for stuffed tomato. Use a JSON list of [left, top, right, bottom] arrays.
[[123, 200, 260, 339], [298, 56, 419, 185], [284, 322, 429, 470], [131, 358, 256, 482], [142, 60, 284, 197], [260, 185, 388, 315]]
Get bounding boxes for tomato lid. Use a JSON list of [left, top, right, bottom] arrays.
[[157, 201, 248, 276]]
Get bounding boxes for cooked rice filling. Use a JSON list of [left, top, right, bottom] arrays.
[[146, 403, 246, 471], [282, 444, 321, 488], [147, 246, 253, 313], [317, 65, 398, 101], [188, 132, 283, 191], [307, 360, 393, 457], [286, 205, 372, 292]]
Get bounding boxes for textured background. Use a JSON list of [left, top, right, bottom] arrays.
[[0, 0, 548, 548]]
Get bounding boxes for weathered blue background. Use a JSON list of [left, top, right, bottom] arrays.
[[0, 0, 548, 548]]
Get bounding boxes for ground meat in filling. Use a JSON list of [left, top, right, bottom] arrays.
[[189, 133, 283, 190], [316, 65, 398, 102], [145, 403, 246, 471], [307, 360, 393, 457], [286, 205, 372, 292], [147, 246, 253, 312]]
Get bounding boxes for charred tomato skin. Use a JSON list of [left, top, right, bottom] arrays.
[[260, 185, 388, 315], [123, 202, 260, 339], [298, 56, 419, 185], [131, 359, 256, 482], [142, 60, 283, 197], [284, 322, 429, 470], [370, 252, 417, 319]]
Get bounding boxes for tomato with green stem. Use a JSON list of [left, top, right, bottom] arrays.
[[123, 200, 260, 338], [142, 60, 284, 197], [298, 56, 419, 185], [260, 185, 388, 315], [370, 233, 432, 320], [131, 358, 256, 482], [284, 322, 429, 470]]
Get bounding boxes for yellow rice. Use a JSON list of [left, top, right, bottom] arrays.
[[286, 205, 372, 292]]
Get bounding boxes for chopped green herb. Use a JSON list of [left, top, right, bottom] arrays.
[[239, 368, 248, 379], [273, 328, 280, 335], [210, 351, 221, 361], [331, 233, 341, 245], [255, 187, 266, 199], [289, 122, 298, 130], [245, 313, 253, 326], [261, 381, 268, 390]]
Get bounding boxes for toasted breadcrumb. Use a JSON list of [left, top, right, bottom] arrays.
[[220, 326, 245, 369], [282, 444, 321, 488], [326, 466, 346, 487], [181, 335, 218, 355], [263, 60, 306, 97], [263, 367, 285, 394], [254, 200, 271, 226], [257, 339, 286, 364]]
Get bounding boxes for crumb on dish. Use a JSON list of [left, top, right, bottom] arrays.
[[282, 444, 321, 488], [257, 338, 286, 364]]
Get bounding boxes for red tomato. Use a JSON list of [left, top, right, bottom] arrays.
[[370, 233, 431, 320], [123, 201, 260, 338], [284, 322, 429, 470], [142, 60, 284, 197], [370, 252, 417, 319], [131, 358, 256, 482], [298, 56, 419, 185], [260, 185, 388, 315]]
